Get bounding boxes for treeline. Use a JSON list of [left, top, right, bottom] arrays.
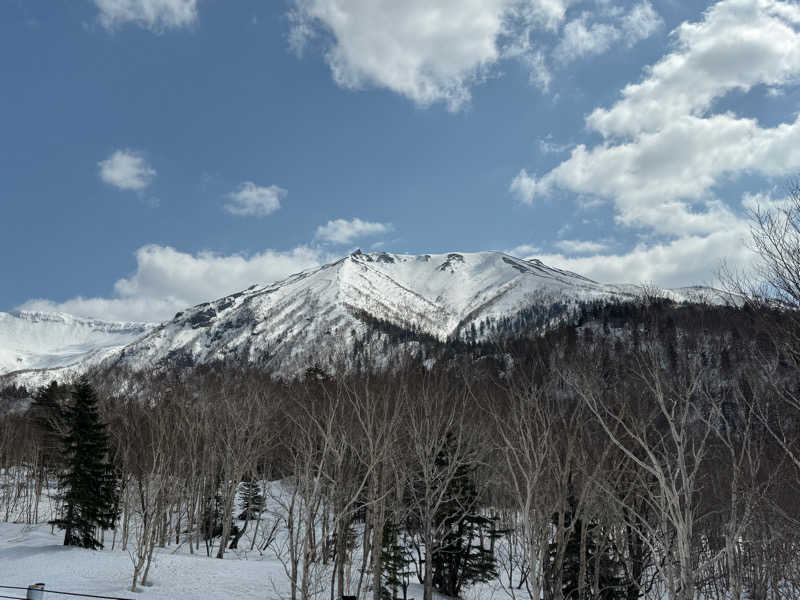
[[1, 300, 800, 600]]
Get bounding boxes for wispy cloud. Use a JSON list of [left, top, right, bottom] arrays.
[[315, 217, 392, 244], [553, 239, 610, 254], [554, 2, 663, 64], [509, 169, 543, 204], [505, 243, 541, 257], [94, 0, 198, 31]]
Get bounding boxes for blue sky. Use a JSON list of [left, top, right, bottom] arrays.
[[2, 0, 800, 322]]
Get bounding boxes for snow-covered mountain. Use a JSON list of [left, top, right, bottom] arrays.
[[0, 311, 154, 384], [107, 250, 718, 376], [1, 251, 725, 386]]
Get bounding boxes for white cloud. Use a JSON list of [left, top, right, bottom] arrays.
[[512, 0, 800, 286], [538, 135, 572, 154], [94, 0, 198, 31], [529, 112, 800, 235], [554, 239, 610, 254], [505, 243, 541, 257], [18, 245, 330, 322], [554, 2, 662, 64], [538, 226, 754, 287], [288, 1, 664, 108], [621, 0, 662, 43], [224, 182, 286, 217], [98, 149, 156, 191], [510, 169, 545, 203], [523, 0, 572, 31], [522, 50, 553, 91], [290, 0, 508, 110], [587, 0, 800, 138], [315, 217, 392, 244], [555, 14, 620, 63], [290, 0, 577, 110], [740, 190, 793, 213]]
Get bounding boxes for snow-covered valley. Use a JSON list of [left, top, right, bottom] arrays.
[[0, 311, 154, 382]]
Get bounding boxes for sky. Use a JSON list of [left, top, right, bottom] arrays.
[[2, 0, 800, 322]]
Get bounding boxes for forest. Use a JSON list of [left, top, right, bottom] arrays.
[[1, 295, 800, 600], [2, 193, 800, 600]]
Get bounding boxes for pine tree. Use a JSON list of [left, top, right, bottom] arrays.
[[381, 518, 415, 600], [229, 476, 264, 550], [201, 488, 224, 549], [429, 434, 500, 598], [51, 378, 119, 549], [237, 476, 265, 521], [549, 495, 625, 600]]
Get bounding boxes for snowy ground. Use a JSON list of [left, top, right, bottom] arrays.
[[0, 522, 293, 599], [0, 478, 501, 600], [0, 522, 468, 600]]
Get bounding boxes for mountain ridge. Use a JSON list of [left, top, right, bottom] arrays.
[[0, 251, 726, 386]]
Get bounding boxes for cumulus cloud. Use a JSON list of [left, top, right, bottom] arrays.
[[290, 0, 509, 110], [98, 149, 156, 191], [288, 1, 664, 108], [94, 0, 198, 31], [538, 226, 754, 287], [512, 0, 800, 286], [587, 0, 800, 138], [290, 0, 587, 110], [224, 182, 286, 217], [315, 218, 392, 244], [18, 245, 330, 322], [531, 0, 800, 235]]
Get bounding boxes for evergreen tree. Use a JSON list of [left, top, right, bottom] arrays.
[[237, 476, 265, 521], [51, 378, 119, 549], [429, 434, 500, 598], [201, 488, 224, 547], [549, 495, 625, 600], [382, 517, 415, 600]]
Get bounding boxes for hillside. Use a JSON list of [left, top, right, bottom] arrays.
[[1, 251, 724, 384]]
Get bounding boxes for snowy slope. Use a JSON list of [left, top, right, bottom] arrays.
[[0, 522, 289, 600], [0, 311, 154, 377], [1, 251, 726, 385], [108, 250, 715, 376]]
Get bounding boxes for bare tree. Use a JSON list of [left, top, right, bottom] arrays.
[[573, 346, 714, 600], [487, 375, 555, 600], [399, 372, 488, 600], [207, 369, 273, 560], [108, 381, 176, 592]]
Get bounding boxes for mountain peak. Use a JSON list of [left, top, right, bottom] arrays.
[[1, 251, 723, 385], [97, 250, 644, 378]]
